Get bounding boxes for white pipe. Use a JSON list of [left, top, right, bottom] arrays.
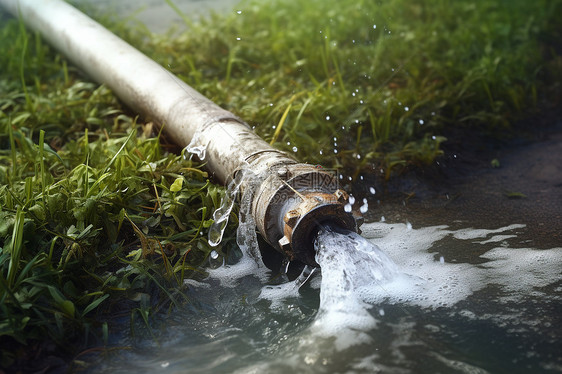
[[0, 0, 286, 184]]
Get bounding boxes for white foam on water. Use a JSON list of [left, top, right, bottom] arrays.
[[210, 220, 561, 374], [207, 253, 266, 287], [259, 282, 301, 311], [359, 222, 561, 309], [289, 221, 562, 353], [450, 224, 525, 240], [480, 245, 562, 301]]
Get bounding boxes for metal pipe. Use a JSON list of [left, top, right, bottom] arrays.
[[1, 0, 360, 266]]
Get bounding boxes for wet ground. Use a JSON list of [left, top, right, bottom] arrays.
[[364, 119, 562, 250]]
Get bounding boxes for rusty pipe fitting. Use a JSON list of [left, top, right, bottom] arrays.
[[251, 164, 361, 266]]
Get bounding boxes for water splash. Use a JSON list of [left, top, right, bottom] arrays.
[[206, 167, 268, 284], [259, 266, 317, 310], [311, 225, 402, 349], [184, 129, 207, 160], [207, 171, 245, 247]]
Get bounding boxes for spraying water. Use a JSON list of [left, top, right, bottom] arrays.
[[311, 225, 401, 349]]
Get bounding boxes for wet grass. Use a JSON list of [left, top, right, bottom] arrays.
[[0, 0, 560, 370], [0, 15, 235, 370]]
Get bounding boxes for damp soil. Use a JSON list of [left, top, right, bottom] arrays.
[[361, 116, 562, 249]]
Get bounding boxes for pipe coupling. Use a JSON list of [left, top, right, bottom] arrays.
[[251, 164, 361, 267]]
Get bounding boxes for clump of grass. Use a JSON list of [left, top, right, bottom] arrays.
[[0, 17, 236, 369]]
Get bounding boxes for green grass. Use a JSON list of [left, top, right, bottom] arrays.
[[0, 0, 560, 369], [143, 0, 560, 178], [0, 15, 236, 368]]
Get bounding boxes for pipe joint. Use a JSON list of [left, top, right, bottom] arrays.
[[252, 164, 361, 267]]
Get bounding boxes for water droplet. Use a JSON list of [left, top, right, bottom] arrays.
[[349, 196, 356, 205], [380, 216, 386, 222], [210, 250, 219, 260], [344, 204, 352, 213], [419, 119, 424, 125], [406, 222, 412, 230], [334, 149, 338, 154], [236, 37, 241, 41], [292, 146, 298, 152], [440, 256, 445, 264], [360, 199, 368, 213], [236, 10, 242, 14], [378, 308, 385, 316], [356, 154, 361, 159], [326, 115, 331, 120], [373, 24, 377, 29], [404, 106, 409, 111], [369, 187, 376, 194]]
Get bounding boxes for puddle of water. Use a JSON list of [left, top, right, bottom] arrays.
[[86, 220, 562, 374]]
